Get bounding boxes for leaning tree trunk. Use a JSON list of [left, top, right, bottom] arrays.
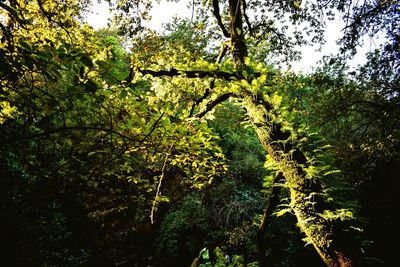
[[224, 1, 359, 265], [241, 94, 357, 267]]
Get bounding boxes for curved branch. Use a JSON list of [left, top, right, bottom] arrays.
[[0, 1, 27, 26], [150, 145, 173, 224], [140, 112, 165, 142], [257, 172, 284, 265], [189, 87, 211, 117], [252, 22, 286, 45], [216, 42, 229, 63], [36, 0, 73, 41], [242, 0, 255, 37], [212, 0, 231, 38], [258, 172, 284, 235]]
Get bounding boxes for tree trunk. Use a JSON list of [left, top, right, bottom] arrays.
[[224, 0, 359, 265], [228, 0, 247, 65], [241, 95, 358, 267]]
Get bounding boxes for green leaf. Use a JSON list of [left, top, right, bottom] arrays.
[[274, 208, 291, 217], [323, 170, 341, 176], [96, 60, 109, 70], [87, 151, 97, 157]]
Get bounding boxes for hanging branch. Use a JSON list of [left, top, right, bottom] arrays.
[[216, 41, 229, 63], [36, 0, 73, 42], [189, 87, 211, 117], [140, 112, 165, 142], [257, 172, 285, 235], [0, 1, 28, 26], [189, 43, 229, 117]]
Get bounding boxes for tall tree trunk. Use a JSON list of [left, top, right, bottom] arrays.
[[225, 1, 359, 266], [241, 95, 358, 267]]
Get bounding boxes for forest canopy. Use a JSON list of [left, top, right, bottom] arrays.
[[0, 0, 399, 266]]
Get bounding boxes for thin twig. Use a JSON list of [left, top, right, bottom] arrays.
[[150, 145, 173, 224]]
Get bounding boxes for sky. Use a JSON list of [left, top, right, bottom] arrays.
[[84, 0, 377, 73], [84, 0, 191, 30]]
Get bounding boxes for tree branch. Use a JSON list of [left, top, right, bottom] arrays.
[[194, 92, 234, 118], [138, 68, 260, 80], [150, 144, 173, 224], [0, 1, 27, 26], [216, 42, 229, 63], [36, 0, 73, 41], [140, 112, 165, 142], [212, 0, 231, 38], [242, 0, 255, 38], [258, 172, 284, 234], [189, 87, 211, 117], [189, 43, 229, 117], [257, 171, 284, 266], [252, 22, 286, 45]]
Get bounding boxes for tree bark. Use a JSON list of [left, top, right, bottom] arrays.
[[241, 94, 358, 267], [228, 0, 247, 65]]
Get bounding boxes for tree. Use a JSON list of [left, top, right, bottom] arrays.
[[117, 0, 364, 266], [2, 0, 398, 266]]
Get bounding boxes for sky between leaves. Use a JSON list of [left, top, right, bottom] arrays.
[[84, 0, 380, 73]]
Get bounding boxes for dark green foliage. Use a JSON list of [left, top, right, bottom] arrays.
[[155, 193, 211, 266], [155, 179, 264, 266], [287, 66, 400, 265], [262, 214, 324, 267], [154, 103, 267, 266], [0, 138, 95, 266]]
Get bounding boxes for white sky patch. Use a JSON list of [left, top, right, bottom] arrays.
[[291, 17, 381, 73], [290, 17, 344, 73], [85, 1, 111, 30], [84, 0, 190, 31], [144, 1, 191, 31]]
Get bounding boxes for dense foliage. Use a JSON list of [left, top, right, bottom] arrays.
[[1, 0, 398, 266]]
